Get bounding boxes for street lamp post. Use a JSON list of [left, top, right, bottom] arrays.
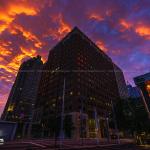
[[111, 100, 120, 144], [59, 77, 66, 147], [94, 106, 100, 145], [80, 97, 84, 146], [105, 112, 110, 143]]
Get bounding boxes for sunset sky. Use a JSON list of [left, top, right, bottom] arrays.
[[0, 0, 150, 115]]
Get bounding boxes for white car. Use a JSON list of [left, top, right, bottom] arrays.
[[0, 138, 4, 145]]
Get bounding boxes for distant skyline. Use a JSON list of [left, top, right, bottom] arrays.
[[0, 0, 150, 115]]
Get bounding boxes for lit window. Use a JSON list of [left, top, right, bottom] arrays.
[[7, 104, 14, 112], [52, 103, 55, 107], [70, 91, 73, 95], [146, 81, 150, 97]]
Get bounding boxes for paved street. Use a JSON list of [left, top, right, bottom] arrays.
[[0, 139, 148, 150]]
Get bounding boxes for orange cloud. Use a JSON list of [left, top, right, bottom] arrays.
[[96, 41, 108, 52], [8, 53, 27, 72], [0, 94, 9, 115], [20, 46, 36, 57], [120, 19, 131, 30], [0, 23, 42, 77], [0, 46, 38, 74], [0, 57, 4, 62], [8, 3, 37, 16], [0, 64, 14, 73], [0, 40, 12, 57], [135, 26, 150, 40], [9, 24, 42, 48], [0, 101, 6, 106], [48, 14, 71, 40], [88, 13, 104, 21], [58, 16, 71, 35], [119, 20, 150, 40], [8, 47, 37, 72], [0, 1, 38, 34], [0, 23, 9, 33], [0, 76, 13, 83], [0, 46, 12, 57], [0, 41, 12, 47]]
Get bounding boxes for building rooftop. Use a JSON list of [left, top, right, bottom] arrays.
[[49, 26, 112, 63], [134, 72, 150, 85]]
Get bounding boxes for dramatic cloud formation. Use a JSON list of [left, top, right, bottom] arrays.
[[136, 25, 150, 40], [0, 0, 150, 115], [0, 0, 39, 33]]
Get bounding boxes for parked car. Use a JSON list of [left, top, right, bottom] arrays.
[[0, 137, 4, 145]]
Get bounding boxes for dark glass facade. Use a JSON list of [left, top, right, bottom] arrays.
[[1, 56, 43, 123], [34, 27, 122, 139], [113, 64, 128, 100], [134, 73, 150, 112]]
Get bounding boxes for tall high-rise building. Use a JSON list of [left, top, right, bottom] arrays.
[[1, 56, 43, 134], [33, 27, 123, 139]]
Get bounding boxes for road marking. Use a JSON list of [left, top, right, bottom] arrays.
[[22, 142, 46, 148]]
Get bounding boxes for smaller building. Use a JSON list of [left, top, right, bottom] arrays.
[[127, 84, 141, 99], [1, 55, 43, 138], [0, 121, 17, 141], [113, 64, 128, 100], [134, 73, 150, 113], [127, 84, 145, 113]]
